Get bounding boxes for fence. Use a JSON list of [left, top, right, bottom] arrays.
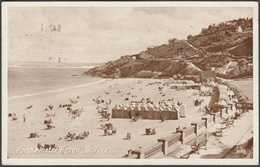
[[128, 110, 224, 159], [184, 126, 196, 137], [235, 103, 253, 110], [198, 120, 206, 129], [208, 114, 214, 123], [195, 131, 208, 146], [214, 110, 222, 120], [130, 142, 163, 159], [158, 133, 182, 155], [167, 133, 181, 147], [143, 142, 164, 159]]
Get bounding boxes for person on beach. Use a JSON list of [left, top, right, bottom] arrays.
[[23, 114, 26, 123], [12, 113, 17, 121]]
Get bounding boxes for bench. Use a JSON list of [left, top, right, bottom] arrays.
[[212, 128, 223, 137], [226, 118, 235, 129], [234, 112, 242, 120], [143, 142, 163, 158], [235, 103, 252, 115], [180, 140, 208, 159], [221, 116, 235, 129]]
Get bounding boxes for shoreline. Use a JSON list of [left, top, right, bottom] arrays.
[[7, 78, 211, 158], [8, 78, 109, 101], [6, 77, 253, 159]]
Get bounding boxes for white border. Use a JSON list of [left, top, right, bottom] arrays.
[[1, 1, 259, 165]]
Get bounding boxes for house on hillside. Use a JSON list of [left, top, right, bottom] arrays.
[[248, 63, 253, 69], [237, 26, 243, 33], [225, 21, 236, 26], [168, 38, 178, 44]]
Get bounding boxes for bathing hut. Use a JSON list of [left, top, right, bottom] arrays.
[[179, 104, 186, 118], [111, 103, 179, 120]]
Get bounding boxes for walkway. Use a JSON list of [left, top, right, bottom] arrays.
[[164, 108, 253, 159]]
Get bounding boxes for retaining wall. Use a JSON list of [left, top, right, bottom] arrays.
[[128, 110, 225, 159]]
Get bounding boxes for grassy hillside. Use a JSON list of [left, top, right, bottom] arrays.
[[85, 18, 253, 79]]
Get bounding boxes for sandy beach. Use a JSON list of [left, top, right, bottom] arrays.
[[8, 77, 216, 158]]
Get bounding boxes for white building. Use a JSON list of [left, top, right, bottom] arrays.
[[237, 26, 243, 33]]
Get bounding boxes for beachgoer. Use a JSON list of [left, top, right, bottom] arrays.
[[23, 114, 26, 123]]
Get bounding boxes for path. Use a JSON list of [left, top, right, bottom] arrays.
[[163, 108, 253, 159], [223, 61, 233, 74], [186, 41, 198, 51]]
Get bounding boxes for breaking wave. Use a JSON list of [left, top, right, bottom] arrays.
[[8, 79, 109, 100]]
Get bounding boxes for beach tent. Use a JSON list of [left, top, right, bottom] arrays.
[[153, 110, 161, 119], [111, 102, 180, 120], [137, 104, 147, 119], [123, 105, 131, 118], [112, 105, 121, 118], [179, 104, 186, 118]]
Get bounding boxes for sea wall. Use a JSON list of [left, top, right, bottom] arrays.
[[128, 109, 226, 159]]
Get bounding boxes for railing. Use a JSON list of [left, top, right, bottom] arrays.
[[198, 120, 206, 129], [144, 142, 163, 159], [215, 111, 221, 119], [208, 115, 214, 123], [130, 149, 142, 158], [167, 133, 181, 146], [184, 126, 195, 137], [196, 132, 208, 144], [236, 103, 253, 110]]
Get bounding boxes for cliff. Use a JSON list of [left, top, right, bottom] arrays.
[[85, 18, 253, 79]]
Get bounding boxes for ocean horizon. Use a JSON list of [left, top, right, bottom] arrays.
[[8, 65, 102, 99], [8, 61, 103, 69]]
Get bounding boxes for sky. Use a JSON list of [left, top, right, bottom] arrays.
[[7, 6, 253, 63]]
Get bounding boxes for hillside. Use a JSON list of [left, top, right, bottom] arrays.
[[85, 18, 253, 79]]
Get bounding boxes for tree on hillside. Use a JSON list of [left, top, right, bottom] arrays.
[[168, 38, 178, 44], [187, 35, 193, 39]]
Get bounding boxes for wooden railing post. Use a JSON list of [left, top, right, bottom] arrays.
[[158, 138, 168, 155], [229, 103, 233, 110], [220, 110, 223, 119], [139, 150, 145, 159], [176, 129, 184, 144], [202, 117, 208, 128], [226, 106, 228, 114], [131, 149, 144, 159], [210, 113, 216, 123], [191, 123, 198, 135]]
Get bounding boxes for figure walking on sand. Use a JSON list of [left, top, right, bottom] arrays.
[[23, 114, 26, 123]]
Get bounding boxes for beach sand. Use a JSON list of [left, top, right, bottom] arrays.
[[8, 78, 213, 159]]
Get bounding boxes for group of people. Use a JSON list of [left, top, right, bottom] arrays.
[[64, 131, 89, 141], [9, 113, 26, 122], [101, 123, 117, 136]]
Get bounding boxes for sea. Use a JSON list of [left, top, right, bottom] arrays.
[[8, 62, 102, 100]]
